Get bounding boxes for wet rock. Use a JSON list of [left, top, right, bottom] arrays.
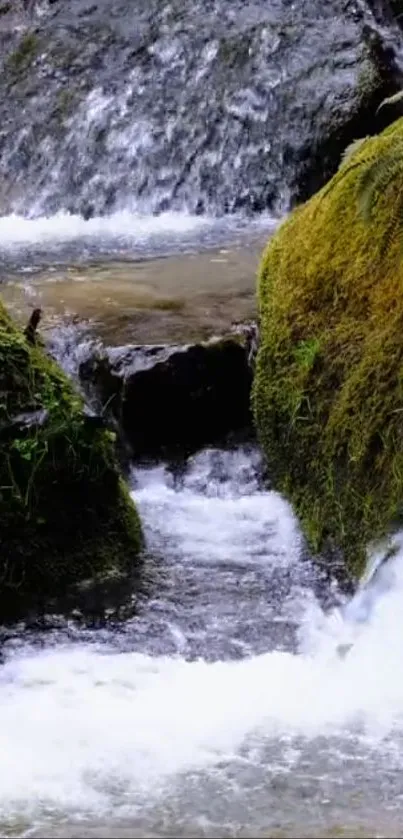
[[368, 0, 402, 26], [294, 23, 403, 202], [79, 330, 255, 458], [0, 296, 143, 621], [0, 0, 403, 216]]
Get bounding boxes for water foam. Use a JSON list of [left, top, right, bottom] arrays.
[[1, 569, 403, 822], [132, 447, 302, 569], [0, 211, 209, 249], [1, 448, 403, 828], [0, 210, 276, 266]]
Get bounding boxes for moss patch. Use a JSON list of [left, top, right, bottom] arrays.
[[6, 31, 40, 76], [0, 299, 142, 617], [253, 116, 403, 577], [54, 88, 79, 123]]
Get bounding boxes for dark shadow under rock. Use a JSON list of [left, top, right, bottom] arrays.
[[79, 330, 256, 459]]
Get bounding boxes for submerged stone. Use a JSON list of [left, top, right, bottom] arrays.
[[0, 299, 142, 619], [253, 117, 403, 578]]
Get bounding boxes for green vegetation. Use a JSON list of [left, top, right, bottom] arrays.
[[54, 88, 78, 123], [253, 116, 403, 577], [0, 299, 142, 616], [338, 106, 403, 255], [6, 31, 40, 75]]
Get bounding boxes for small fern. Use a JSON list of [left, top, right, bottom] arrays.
[[357, 143, 403, 218], [338, 137, 369, 170], [376, 89, 403, 113], [379, 188, 403, 256], [353, 90, 403, 254], [334, 113, 403, 256], [355, 138, 403, 252], [318, 139, 375, 207], [320, 102, 403, 258]]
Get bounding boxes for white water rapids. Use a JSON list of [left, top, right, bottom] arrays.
[[0, 211, 275, 268], [1, 446, 403, 838]]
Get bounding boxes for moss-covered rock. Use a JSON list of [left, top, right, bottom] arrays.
[[0, 299, 142, 617], [253, 116, 403, 578]]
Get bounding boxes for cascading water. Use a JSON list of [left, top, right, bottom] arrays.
[[1, 446, 403, 838], [0, 0, 402, 225], [2, 2, 403, 837], [0, 0, 401, 266]]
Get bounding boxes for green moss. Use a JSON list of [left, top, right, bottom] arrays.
[[54, 88, 78, 123], [217, 32, 253, 69], [253, 116, 403, 577], [0, 298, 142, 616], [6, 31, 40, 75]]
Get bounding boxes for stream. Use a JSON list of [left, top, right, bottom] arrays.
[[1, 424, 403, 836], [2, 0, 403, 831]]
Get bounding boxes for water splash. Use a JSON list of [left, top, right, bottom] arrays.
[[0, 211, 208, 249], [0, 0, 391, 218], [0, 210, 275, 267], [1, 448, 403, 836]]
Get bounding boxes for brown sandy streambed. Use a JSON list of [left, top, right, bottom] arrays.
[[0, 237, 264, 345]]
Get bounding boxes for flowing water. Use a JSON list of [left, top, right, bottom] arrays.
[[1, 445, 403, 838], [2, 1, 403, 835], [1, 0, 403, 217], [0, 219, 272, 347], [0, 211, 273, 266], [1, 194, 403, 839]]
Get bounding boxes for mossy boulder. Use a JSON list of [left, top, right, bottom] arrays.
[[253, 116, 403, 578], [0, 300, 142, 618]]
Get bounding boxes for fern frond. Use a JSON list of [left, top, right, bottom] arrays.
[[357, 147, 403, 221], [380, 184, 403, 257], [338, 137, 369, 170], [319, 159, 369, 207], [377, 89, 403, 113], [319, 147, 379, 208]]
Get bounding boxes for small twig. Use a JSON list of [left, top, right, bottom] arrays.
[[24, 307, 42, 345]]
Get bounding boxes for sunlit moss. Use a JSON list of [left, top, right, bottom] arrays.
[[253, 117, 403, 577]]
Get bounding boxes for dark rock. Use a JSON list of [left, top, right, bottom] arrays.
[[79, 332, 255, 458], [294, 24, 403, 202], [82, 402, 107, 429], [367, 0, 402, 26], [23, 307, 42, 345]]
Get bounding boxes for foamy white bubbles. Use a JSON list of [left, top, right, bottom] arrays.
[[132, 447, 303, 568], [1, 449, 403, 834], [0, 211, 209, 249]]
